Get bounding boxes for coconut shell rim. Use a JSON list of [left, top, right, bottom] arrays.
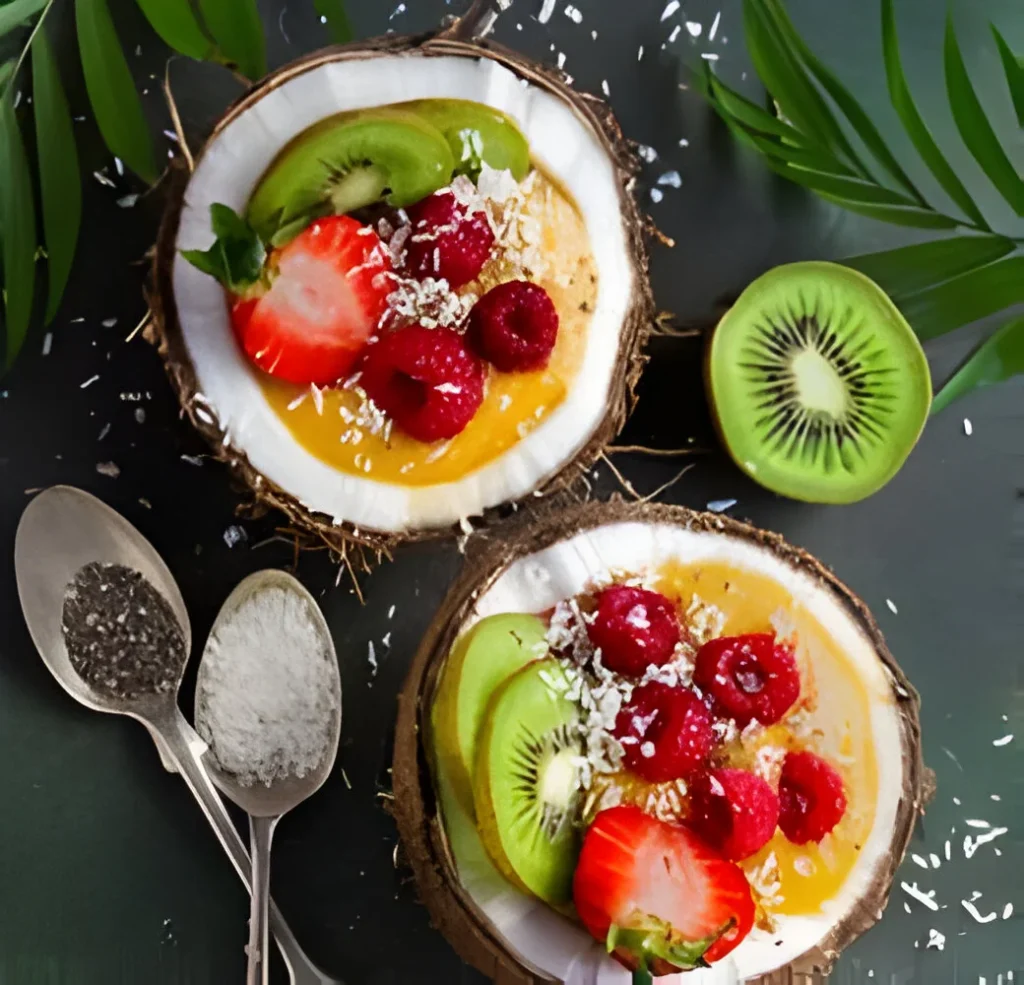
[[148, 32, 655, 559], [391, 499, 928, 985]]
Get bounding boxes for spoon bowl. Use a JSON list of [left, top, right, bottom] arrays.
[[195, 569, 342, 985], [195, 568, 343, 819]]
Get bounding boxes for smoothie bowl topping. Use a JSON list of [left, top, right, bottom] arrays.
[[393, 502, 927, 984], [152, 37, 653, 555]]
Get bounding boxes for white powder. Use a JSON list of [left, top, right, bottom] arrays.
[[196, 586, 338, 787]]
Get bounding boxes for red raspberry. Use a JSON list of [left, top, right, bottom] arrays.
[[687, 768, 780, 861], [614, 681, 714, 783], [467, 281, 559, 372], [405, 191, 495, 288], [693, 633, 800, 727], [588, 585, 682, 677], [778, 751, 847, 844], [358, 325, 484, 442]]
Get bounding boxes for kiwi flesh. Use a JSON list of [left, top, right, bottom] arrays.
[[474, 659, 581, 905], [246, 109, 455, 244], [399, 99, 531, 181], [431, 613, 549, 817], [707, 261, 931, 505]]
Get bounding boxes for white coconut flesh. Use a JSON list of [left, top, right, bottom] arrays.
[[433, 521, 909, 984], [172, 53, 634, 534]]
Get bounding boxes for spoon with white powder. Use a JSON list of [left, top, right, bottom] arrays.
[[195, 570, 341, 985]]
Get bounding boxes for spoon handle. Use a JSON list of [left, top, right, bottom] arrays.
[[154, 708, 341, 985], [247, 814, 280, 985]]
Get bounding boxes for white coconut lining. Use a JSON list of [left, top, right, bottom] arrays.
[[435, 521, 907, 984], [173, 53, 633, 534]]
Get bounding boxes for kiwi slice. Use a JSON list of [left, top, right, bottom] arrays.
[[474, 659, 581, 905], [401, 99, 531, 181], [247, 109, 455, 244], [431, 613, 549, 817], [707, 262, 931, 504]]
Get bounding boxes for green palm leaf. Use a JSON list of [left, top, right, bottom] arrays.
[[880, 0, 989, 231], [760, 0, 925, 204], [134, 0, 215, 62], [944, 15, 1024, 217], [816, 193, 960, 230], [0, 0, 46, 40], [703, 67, 816, 147], [32, 27, 81, 323], [932, 315, 1024, 413], [0, 93, 37, 369], [315, 0, 354, 44], [197, 0, 266, 81], [76, 0, 158, 182], [843, 235, 1017, 299], [899, 256, 1024, 341], [760, 158, 922, 207], [743, 0, 866, 177], [992, 26, 1024, 129]]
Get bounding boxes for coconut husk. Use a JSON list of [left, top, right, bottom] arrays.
[[148, 19, 655, 563], [392, 499, 928, 984]]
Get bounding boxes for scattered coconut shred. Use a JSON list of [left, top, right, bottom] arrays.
[[196, 587, 338, 787]]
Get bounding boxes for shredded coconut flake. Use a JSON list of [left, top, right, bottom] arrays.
[[901, 881, 939, 911], [195, 586, 337, 787]]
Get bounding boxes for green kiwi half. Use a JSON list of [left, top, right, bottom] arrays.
[[399, 99, 531, 180], [707, 261, 932, 505], [246, 109, 455, 244], [431, 613, 549, 817], [474, 659, 581, 905]]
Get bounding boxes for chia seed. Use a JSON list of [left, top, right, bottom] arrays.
[[61, 562, 187, 701]]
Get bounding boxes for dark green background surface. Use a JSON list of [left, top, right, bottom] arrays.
[[1, 0, 1022, 982]]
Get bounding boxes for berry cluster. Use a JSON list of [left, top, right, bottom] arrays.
[[579, 584, 847, 861]]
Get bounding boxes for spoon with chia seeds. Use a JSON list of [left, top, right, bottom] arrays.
[[195, 570, 342, 985], [15, 485, 341, 985]]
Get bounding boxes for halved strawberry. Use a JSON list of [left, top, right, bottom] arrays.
[[231, 215, 392, 386], [573, 807, 754, 981]]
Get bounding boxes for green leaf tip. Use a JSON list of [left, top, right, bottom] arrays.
[[315, 0, 354, 44], [932, 315, 1024, 414], [991, 25, 1024, 130], [181, 203, 266, 295], [944, 13, 1024, 217], [76, 0, 158, 183], [881, 0, 988, 230], [134, 0, 217, 62], [198, 0, 266, 81]]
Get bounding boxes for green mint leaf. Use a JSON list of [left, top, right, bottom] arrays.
[[181, 203, 265, 294]]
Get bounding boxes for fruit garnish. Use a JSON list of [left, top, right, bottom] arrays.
[[180, 203, 266, 295], [706, 262, 931, 505], [467, 280, 559, 372], [693, 632, 800, 727], [686, 768, 780, 861], [573, 806, 755, 978], [400, 99, 531, 180], [474, 659, 582, 905], [614, 681, 713, 783], [405, 190, 495, 288], [358, 324, 485, 442], [778, 750, 847, 844], [587, 585, 681, 677], [229, 215, 391, 386], [431, 613, 549, 815], [246, 110, 455, 244]]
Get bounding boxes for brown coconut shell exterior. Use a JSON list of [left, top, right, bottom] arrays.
[[392, 500, 929, 985], [149, 29, 655, 561]]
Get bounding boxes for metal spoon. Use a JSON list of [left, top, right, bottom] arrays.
[[14, 485, 340, 985], [195, 571, 342, 985]]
